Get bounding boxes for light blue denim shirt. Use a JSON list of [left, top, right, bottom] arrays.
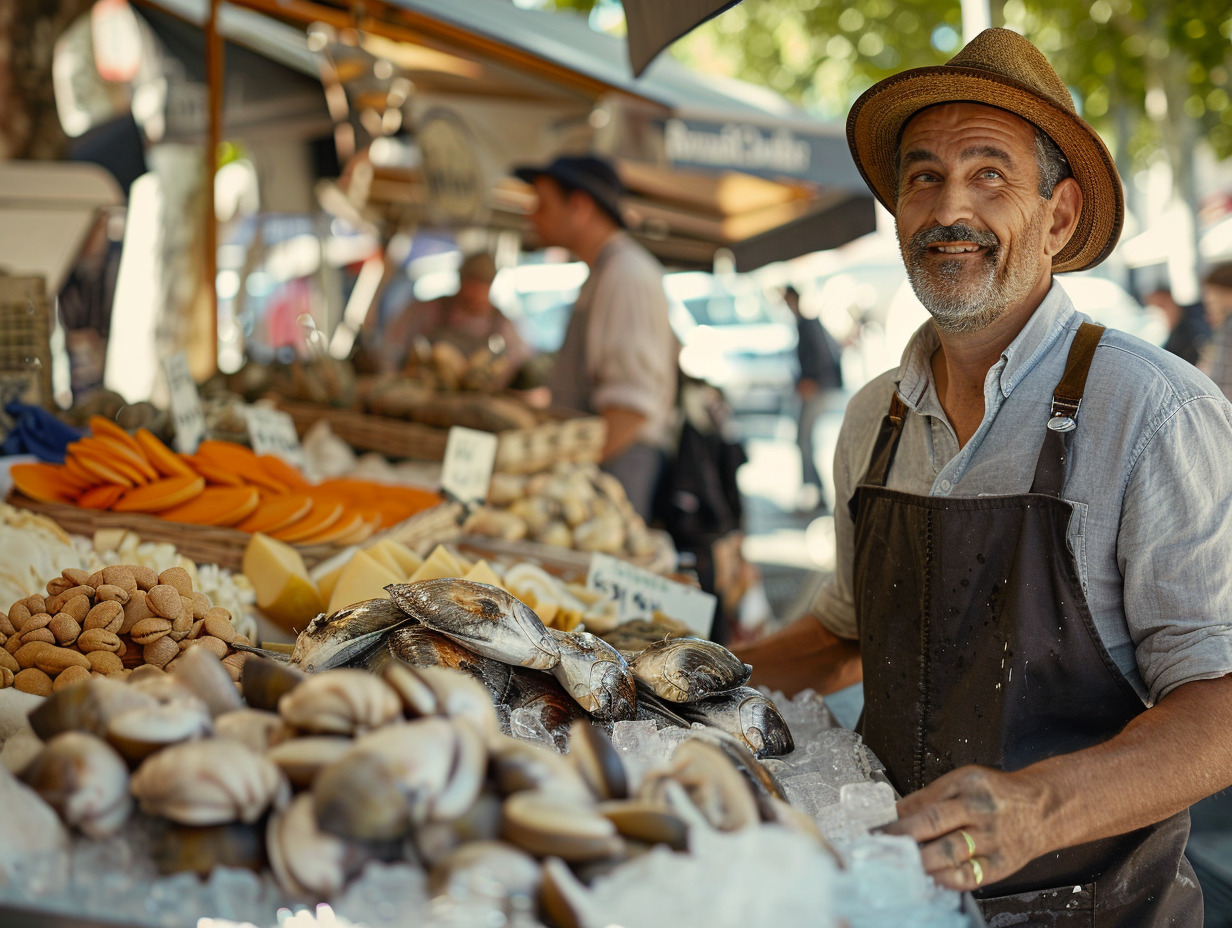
[[812, 280, 1232, 705]]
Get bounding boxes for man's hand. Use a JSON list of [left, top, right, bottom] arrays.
[[881, 765, 1051, 892], [797, 378, 819, 401]]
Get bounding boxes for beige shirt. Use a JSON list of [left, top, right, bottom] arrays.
[[549, 232, 679, 448]]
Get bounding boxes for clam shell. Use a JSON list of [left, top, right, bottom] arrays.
[[21, 731, 132, 838], [568, 720, 627, 801], [266, 736, 353, 788], [170, 646, 244, 718], [155, 821, 266, 876], [213, 708, 290, 754], [277, 668, 402, 735], [105, 700, 213, 763], [428, 840, 541, 900], [130, 739, 288, 825], [596, 799, 688, 851], [267, 792, 377, 898], [501, 790, 621, 862], [240, 657, 305, 712]]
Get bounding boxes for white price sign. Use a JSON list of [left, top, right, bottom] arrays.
[[244, 406, 305, 468], [162, 352, 205, 454], [586, 552, 716, 638], [441, 426, 499, 504]]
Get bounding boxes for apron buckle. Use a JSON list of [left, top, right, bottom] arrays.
[[1048, 415, 1076, 432]]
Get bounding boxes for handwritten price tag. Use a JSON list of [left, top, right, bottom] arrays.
[[586, 552, 716, 638], [162, 352, 205, 454], [244, 406, 305, 468], [441, 427, 499, 504]]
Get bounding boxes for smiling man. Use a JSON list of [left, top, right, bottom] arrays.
[[735, 28, 1232, 926]]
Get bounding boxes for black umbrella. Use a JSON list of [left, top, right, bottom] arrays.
[[622, 0, 743, 75]]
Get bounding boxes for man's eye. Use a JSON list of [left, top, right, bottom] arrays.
[[981, 169, 1002, 180]]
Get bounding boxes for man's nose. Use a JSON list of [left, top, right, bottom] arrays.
[[931, 179, 976, 228]]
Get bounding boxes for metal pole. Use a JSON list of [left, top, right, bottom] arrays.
[[204, 0, 223, 374], [961, 0, 992, 42]]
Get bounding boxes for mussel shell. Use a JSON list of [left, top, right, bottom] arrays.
[[628, 637, 751, 703], [241, 657, 306, 712], [671, 686, 795, 758], [290, 598, 413, 674], [538, 856, 589, 928]]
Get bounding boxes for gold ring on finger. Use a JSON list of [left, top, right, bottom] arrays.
[[970, 856, 985, 887], [959, 829, 976, 859]]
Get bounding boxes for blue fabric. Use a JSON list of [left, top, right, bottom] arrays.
[[0, 403, 84, 463]]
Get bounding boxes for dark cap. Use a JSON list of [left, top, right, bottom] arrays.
[[514, 154, 626, 229]]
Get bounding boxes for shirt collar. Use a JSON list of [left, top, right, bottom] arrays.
[[895, 279, 1079, 409]]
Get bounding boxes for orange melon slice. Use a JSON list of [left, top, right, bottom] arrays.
[[77, 484, 127, 510], [112, 475, 206, 513], [293, 511, 369, 546], [10, 463, 80, 504], [184, 455, 246, 487], [159, 485, 261, 526], [257, 454, 311, 490], [331, 515, 380, 546], [195, 441, 288, 493], [271, 500, 345, 543], [75, 436, 157, 483], [71, 451, 136, 488], [135, 429, 197, 478], [235, 494, 314, 534], [88, 416, 142, 454], [63, 456, 102, 490]]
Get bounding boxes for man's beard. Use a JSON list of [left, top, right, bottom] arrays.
[[899, 214, 1045, 334]]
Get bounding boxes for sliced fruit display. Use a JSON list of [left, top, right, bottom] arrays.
[[194, 441, 288, 493], [10, 462, 82, 504], [235, 494, 314, 534], [159, 485, 261, 526], [135, 428, 197, 478], [112, 475, 206, 513], [77, 484, 128, 510], [271, 499, 345, 543]]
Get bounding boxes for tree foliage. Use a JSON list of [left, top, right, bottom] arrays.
[[543, 0, 1232, 174]]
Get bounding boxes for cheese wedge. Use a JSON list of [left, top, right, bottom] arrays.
[[242, 532, 326, 631], [326, 549, 402, 613]]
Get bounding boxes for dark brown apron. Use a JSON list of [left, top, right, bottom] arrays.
[[853, 323, 1202, 927]]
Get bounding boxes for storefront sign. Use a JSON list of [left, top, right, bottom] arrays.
[[664, 117, 812, 177], [162, 352, 205, 454], [418, 111, 488, 225], [244, 406, 304, 468], [586, 552, 716, 638], [441, 426, 498, 504]]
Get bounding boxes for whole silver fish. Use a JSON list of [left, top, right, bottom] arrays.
[[289, 599, 415, 673], [386, 579, 560, 670], [548, 629, 637, 722], [628, 636, 752, 703], [673, 686, 795, 758]]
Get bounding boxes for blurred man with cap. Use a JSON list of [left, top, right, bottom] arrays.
[[383, 251, 531, 384], [514, 154, 679, 519], [736, 27, 1232, 925]]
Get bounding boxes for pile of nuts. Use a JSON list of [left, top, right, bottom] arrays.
[[1, 564, 252, 696]]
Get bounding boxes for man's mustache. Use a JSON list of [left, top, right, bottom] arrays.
[[909, 224, 1000, 253]]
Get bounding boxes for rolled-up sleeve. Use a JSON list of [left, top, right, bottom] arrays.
[[1120, 395, 1232, 703]]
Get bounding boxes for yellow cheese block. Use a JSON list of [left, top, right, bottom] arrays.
[[242, 533, 326, 631], [462, 559, 505, 591], [378, 539, 424, 578], [327, 549, 403, 614], [408, 545, 465, 583], [364, 542, 406, 579]]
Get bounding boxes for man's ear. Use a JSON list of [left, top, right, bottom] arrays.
[[1044, 176, 1082, 258]]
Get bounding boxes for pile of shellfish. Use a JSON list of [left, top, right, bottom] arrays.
[[280, 578, 794, 759], [15, 644, 827, 922]]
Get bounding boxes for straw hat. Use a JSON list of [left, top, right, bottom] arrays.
[[846, 27, 1123, 273]]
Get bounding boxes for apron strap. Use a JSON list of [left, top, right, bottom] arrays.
[[863, 391, 908, 489], [1030, 322, 1105, 497]]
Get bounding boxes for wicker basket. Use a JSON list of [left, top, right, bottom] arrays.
[[5, 491, 464, 572], [0, 276, 54, 407], [276, 399, 605, 474]]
